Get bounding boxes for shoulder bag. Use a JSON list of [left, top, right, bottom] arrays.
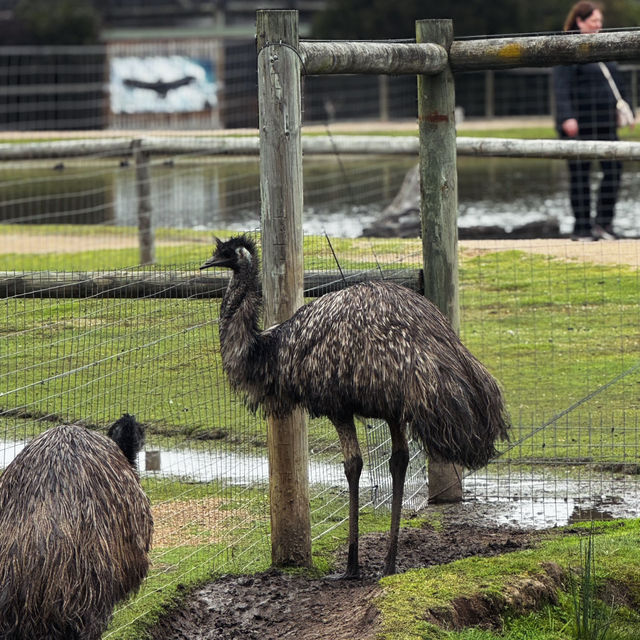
[[598, 62, 635, 128]]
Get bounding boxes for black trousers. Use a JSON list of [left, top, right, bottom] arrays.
[[568, 157, 622, 233]]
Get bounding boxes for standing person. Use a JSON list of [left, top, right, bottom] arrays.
[[553, 1, 634, 241]]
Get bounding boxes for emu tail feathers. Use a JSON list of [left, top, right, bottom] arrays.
[[107, 414, 145, 468], [410, 373, 510, 471]]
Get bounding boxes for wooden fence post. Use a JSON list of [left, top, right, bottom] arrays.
[[132, 139, 155, 265], [379, 75, 389, 120], [484, 70, 495, 118], [256, 9, 311, 568], [416, 19, 463, 503]]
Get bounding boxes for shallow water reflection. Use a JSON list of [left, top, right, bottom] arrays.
[[2, 439, 638, 529], [3, 156, 640, 238]]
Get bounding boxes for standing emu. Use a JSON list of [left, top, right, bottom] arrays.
[[0, 414, 153, 640], [201, 235, 509, 577]]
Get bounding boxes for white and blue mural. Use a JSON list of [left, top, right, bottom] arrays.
[[110, 55, 217, 114]]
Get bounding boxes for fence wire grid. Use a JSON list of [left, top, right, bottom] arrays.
[[3, 217, 640, 636], [1, 35, 640, 639]]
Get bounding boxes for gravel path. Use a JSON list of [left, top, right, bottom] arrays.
[[4, 232, 639, 268]]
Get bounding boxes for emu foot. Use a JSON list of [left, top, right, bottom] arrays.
[[324, 541, 361, 580], [382, 555, 397, 576], [325, 568, 361, 581]]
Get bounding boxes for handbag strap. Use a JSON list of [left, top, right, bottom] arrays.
[[599, 62, 624, 102]]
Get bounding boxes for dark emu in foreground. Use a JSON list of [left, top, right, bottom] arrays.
[[0, 414, 153, 639], [201, 235, 510, 578]]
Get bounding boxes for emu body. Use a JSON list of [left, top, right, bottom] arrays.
[[0, 417, 152, 640], [202, 235, 509, 577]]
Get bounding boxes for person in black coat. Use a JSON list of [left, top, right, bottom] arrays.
[[552, 1, 634, 240]]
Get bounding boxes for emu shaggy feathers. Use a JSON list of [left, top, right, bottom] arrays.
[[0, 419, 152, 640], [202, 234, 510, 576], [271, 280, 507, 468]]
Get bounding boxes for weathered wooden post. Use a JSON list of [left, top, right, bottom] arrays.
[[416, 19, 463, 503], [484, 70, 495, 118], [256, 9, 311, 568], [132, 139, 155, 265], [379, 75, 389, 121]]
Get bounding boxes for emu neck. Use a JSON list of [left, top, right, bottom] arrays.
[[218, 259, 263, 382]]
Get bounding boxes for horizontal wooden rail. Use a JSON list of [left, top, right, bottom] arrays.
[[4, 135, 640, 160], [307, 136, 640, 160], [0, 137, 262, 160], [0, 269, 422, 299], [297, 31, 640, 74], [298, 41, 447, 75], [0, 138, 136, 160], [450, 30, 640, 71], [456, 137, 640, 160]]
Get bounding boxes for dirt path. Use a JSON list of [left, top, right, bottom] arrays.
[[0, 233, 207, 255], [4, 232, 640, 268], [460, 237, 640, 267], [149, 524, 545, 640]]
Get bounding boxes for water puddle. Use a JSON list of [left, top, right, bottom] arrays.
[[2, 440, 639, 529], [139, 447, 346, 486], [456, 468, 640, 529], [0, 440, 345, 487]]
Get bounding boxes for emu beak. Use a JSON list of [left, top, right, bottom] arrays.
[[200, 254, 219, 270], [200, 237, 223, 270]]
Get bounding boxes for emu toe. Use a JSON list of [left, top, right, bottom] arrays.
[[325, 569, 361, 581]]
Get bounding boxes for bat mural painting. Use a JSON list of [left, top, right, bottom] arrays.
[[110, 55, 218, 114]]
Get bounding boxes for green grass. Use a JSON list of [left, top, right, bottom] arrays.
[[377, 520, 640, 640], [3, 230, 640, 639], [459, 250, 640, 461], [0, 223, 213, 270], [0, 224, 424, 271], [2, 228, 639, 462]]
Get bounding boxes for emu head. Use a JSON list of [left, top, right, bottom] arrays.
[[200, 235, 257, 272], [107, 413, 145, 468]]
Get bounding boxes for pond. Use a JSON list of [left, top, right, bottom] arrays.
[[2, 155, 640, 238]]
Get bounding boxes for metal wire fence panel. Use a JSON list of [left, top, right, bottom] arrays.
[[1, 35, 640, 634], [3, 192, 640, 637], [365, 420, 428, 512], [0, 46, 107, 131]]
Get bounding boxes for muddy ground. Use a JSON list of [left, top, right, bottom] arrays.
[[149, 522, 552, 640]]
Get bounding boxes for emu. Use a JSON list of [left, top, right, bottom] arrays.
[[0, 414, 153, 640], [201, 235, 509, 578]]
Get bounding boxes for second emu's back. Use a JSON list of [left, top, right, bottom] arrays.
[[0, 415, 152, 640], [202, 235, 510, 577]]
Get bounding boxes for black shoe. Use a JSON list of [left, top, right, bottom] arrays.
[[592, 224, 619, 240], [571, 231, 597, 242]]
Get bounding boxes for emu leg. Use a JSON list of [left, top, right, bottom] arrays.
[[383, 422, 409, 576], [334, 417, 363, 579]]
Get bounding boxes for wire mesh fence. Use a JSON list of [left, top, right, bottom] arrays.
[[1, 31, 640, 638], [0, 36, 638, 131], [3, 193, 640, 636]]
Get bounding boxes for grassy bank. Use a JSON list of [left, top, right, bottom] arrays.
[[377, 519, 640, 640]]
